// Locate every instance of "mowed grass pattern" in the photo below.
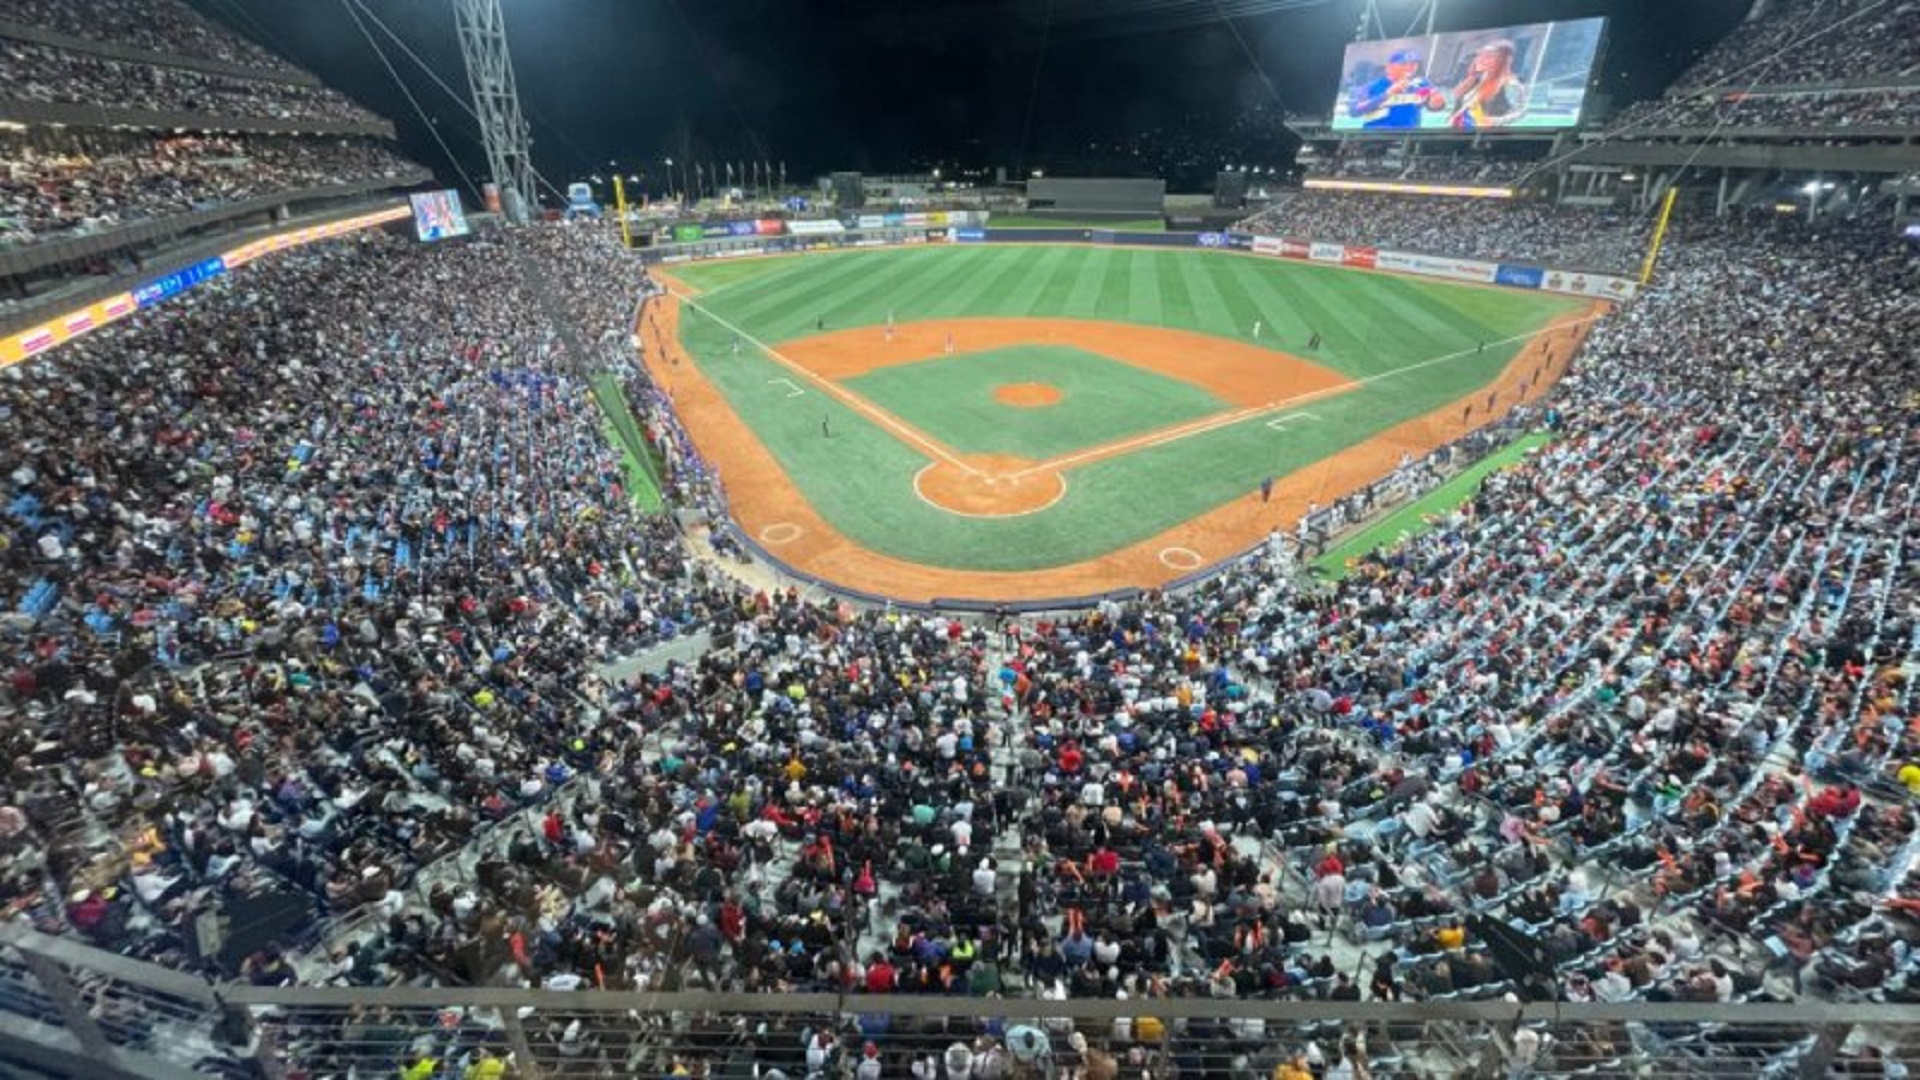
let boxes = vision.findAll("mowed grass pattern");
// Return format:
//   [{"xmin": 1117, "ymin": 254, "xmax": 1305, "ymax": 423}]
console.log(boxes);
[
  {"xmin": 843, "ymin": 346, "xmax": 1228, "ymax": 460},
  {"xmin": 669, "ymin": 247, "xmax": 1586, "ymax": 571}
]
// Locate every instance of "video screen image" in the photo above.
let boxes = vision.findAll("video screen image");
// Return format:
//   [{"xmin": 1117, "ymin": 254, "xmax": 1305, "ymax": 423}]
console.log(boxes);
[{"xmin": 1332, "ymin": 17, "xmax": 1607, "ymax": 132}]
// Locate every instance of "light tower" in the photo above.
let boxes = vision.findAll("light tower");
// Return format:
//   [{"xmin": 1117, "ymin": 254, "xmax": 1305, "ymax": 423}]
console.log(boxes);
[{"xmin": 453, "ymin": 0, "xmax": 535, "ymax": 222}]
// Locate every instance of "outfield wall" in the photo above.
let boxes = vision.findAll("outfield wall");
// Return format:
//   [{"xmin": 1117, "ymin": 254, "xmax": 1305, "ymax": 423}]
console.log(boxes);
[{"xmin": 638, "ymin": 222, "xmax": 1641, "ymax": 301}]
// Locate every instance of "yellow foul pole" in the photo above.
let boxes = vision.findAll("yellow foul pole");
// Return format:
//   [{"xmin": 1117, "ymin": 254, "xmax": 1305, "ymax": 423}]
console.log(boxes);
[
  {"xmin": 613, "ymin": 175, "xmax": 634, "ymax": 250},
  {"xmin": 1639, "ymin": 186, "xmax": 1679, "ymax": 286}
]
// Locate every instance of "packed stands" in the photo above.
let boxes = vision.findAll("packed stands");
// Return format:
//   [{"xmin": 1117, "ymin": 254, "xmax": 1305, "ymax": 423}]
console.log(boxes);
[
  {"xmin": 1237, "ymin": 194, "xmax": 1650, "ymax": 272},
  {"xmin": 1, "ymin": 131, "xmax": 422, "ymax": 249},
  {"xmin": 1671, "ymin": 0, "xmax": 1920, "ymax": 91},
  {"xmin": 0, "ymin": 0, "xmax": 305, "ymax": 77},
  {"xmin": 0, "ymin": 39, "xmax": 382, "ymax": 126}
]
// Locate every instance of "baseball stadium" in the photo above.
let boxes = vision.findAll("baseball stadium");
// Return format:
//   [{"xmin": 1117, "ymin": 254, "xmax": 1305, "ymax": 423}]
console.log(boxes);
[{"xmin": 0, "ymin": 0, "xmax": 1918, "ymax": 1078}]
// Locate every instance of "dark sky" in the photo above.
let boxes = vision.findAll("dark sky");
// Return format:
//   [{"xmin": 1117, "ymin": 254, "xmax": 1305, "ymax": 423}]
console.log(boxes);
[{"xmin": 194, "ymin": 0, "xmax": 1750, "ymax": 198}]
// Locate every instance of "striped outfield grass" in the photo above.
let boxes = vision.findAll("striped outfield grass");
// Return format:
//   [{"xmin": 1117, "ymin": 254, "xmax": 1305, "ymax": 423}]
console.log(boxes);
[
  {"xmin": 668, "ymin": 246, "xmax": 1585, "ymax": 572},
  {"xmin": 1314, "ymin": 432, "xmax": 1554, "ymax": 580}
]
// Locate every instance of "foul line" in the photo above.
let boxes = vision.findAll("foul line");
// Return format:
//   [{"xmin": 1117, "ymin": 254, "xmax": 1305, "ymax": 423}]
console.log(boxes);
[
  {"xmin": 1006, "ymin": 312, "xmax": 1606, "ymax": 481},
  {"xmin": 670, "ymin": 289, "xmax": 984, "ymax": 478}
]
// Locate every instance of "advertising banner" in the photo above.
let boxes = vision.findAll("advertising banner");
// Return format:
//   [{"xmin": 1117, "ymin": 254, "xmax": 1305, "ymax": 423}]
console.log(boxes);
[
  {"xmin": 1251, "ymin": 236, "xmax": 1286, "ymax": 256},
  {"xmin": 857, "ymin": 214, "xmax": 886, "ymax": 230},
  {"xmin": 1195, "ymin": 232, "xmax": 1231, "ymax": 249},
  {"xmin": 1309, "ymin": 241, "xmax": 1346, "ymax": 264},
  {"xmin": 673, "ymin": 224, "xmax": 706, "ymax": 243},
  {"xmin": 1541, "ymin": 269, "xmax": 1638, "ymax": 300},
  {"xmin": 786, "ymin": 219, "xmax": 845, "ymax": 236},
  {"xmin": 926, "ymin": 212, "xmax": 950, "ymax": 227},
  {"xmin": 0, "ymin": 291, "xmax": 138, "ymax": 369},
  {"xmin": 1281, "ymin": 239, "xmax": 1311, "ymax": 259},
  {"xmin": 1376, "ymin": 251, "xmax": 1500, "ymax": 283},
  {"xmin": 1341, "ymin": 246, "xmax": 1379, "ymax": 269},
  {"xmin": 222, "ymin": 205, "xmax": 409, "ymax": 268},
  {"xmin": 902, "ymin": 213, "xmax": 928, "ymax": 227},
  {"xmin": 1495, "ymin": 264, "xmax": 1546, "ymax": 289},
  {"xmin": 953, "ymin": 228, "xmax": 987, "ymax": 242},
  {"xmin": 132, "ymin": 256, "xmax": 226, "ymax": 309},
  {"xmin": 1225, "ymin": 233, "xmax": 1254, "ymax": 250},
  {"xmin": 754, "ymin": 219, "xmax": 786, "ymax": 236}
]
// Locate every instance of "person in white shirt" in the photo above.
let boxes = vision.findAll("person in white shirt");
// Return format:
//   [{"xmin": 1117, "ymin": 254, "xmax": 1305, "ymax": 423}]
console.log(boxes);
[{"xmin": 971, "ymin": 858, "xmax": 997, "ymax": 896}]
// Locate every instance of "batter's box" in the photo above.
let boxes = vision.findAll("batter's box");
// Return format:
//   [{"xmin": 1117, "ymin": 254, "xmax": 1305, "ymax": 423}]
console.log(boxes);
[
  {"xmin": 1265, "ymin": 410, "xmax": 1322, "ymax": 431},
  {"xmin": 767, "ymin": 377, "xmax": 806, "ymax": 398}
]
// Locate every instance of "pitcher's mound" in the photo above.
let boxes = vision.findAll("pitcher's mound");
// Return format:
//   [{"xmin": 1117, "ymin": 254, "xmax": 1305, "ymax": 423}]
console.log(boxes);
[
  {"xmin": 993, "ymin": 382, "xmax": 1064, "ymax": 408},
  {"xmin": 915, "ymin": 456, "xmax": 1065, "ymax": 517}
]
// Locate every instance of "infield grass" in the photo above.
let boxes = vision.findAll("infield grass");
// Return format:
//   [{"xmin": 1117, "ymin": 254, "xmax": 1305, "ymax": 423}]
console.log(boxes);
[
  {"xmin": 668, "ymin": 246, "xmax": 1585, "ymax": 572},
  {"xmin": 843, "ymin": 346, "xmax": 1228, "ymax": 460}
]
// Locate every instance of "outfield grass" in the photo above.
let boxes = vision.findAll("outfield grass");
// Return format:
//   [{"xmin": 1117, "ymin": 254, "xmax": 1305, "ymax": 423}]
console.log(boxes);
[
  {"xmin": 985, "ymin": 214, "xmax": 1167, "ymax": 232},
  {"xmin": 1314, "ymin": 433, "xmax": 1552, "ymax": 580},
  {"xmin": 669, "ymin": 247, "xmax": 1584, "ymax": 571},
  {"xmin": 844, "ymin": 346, "xmax": 1227, "ymax": 460}
]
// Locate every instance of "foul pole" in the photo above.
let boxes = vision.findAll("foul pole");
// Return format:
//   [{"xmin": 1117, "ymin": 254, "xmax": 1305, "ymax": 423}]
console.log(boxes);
[{"xmin": 1640, "ymin": 186, "xmax": 1679, "ymax": 286}]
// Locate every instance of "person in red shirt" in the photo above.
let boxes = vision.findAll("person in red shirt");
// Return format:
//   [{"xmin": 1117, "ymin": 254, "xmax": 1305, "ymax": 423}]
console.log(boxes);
[
  {"xmin": 1059, "ymin": 743, "xmax": 1084, "ymax": 775},
  {"xmin": 1089, "ymin": 846, "xmax": 1120, "ymax": 878},
  {"xmin": 864, "ymin": 953, "xmax": 896, "ymax": 992}
]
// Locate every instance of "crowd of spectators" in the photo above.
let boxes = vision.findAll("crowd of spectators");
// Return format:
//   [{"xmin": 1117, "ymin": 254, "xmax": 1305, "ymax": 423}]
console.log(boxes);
[
  {"xmin": 1, "ymin": 39, "xmax": 381, "ymax": 126},
  {"xmin": 0, "ymin": 208, "xmax": 1915, "ymax": 1077},
  {"xmin": 184, "ymin": 215, "xmax": 1915, "ymax": 1079},
  {"xmin": 1, "ymin": 0, "xmax": 304, "ymax": 77},
  {"xmin": 1237, "ymin": 193, "xmax": 1650, "ymax": 273},
  {"xmin": 1671, "ymin": 0, "xmax": 1920, "ymax": 91},
  {"xmin": 1609, "ymin": 85, "xmax": 1920, "ymax": 133},
  {"xmin": 0, "ymin": 222, "xmax": 720, "ymax": 984},
  {"xmin": 1, "ymin": 131, "xmax": 423, "ymax": 248}
]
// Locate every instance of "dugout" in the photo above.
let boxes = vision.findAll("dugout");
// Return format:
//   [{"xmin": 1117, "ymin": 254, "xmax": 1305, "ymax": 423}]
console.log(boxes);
[{"xmin": 1024, "ymin": 177, "xmax": 1166, "ymax": 221}]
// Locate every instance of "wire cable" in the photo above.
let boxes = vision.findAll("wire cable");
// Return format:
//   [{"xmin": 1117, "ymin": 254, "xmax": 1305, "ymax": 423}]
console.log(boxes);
[
  {"xmin": 1213, "ymin": 0, "xmax": 1291, "ymax": 117},
  {"xmin": 339, "ymin": 0, "xmax": 483, "ymax": 202},
  {"xmin": 345, "ymin": 0, "xmax": 571, "ymax": 204},
  {"xmin": 1017, "ymin": 0, "xmax": 1056, "ymax": 178}
]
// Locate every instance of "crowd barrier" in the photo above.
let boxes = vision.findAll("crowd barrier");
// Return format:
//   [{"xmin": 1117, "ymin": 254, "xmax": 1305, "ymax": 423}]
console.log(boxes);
[{"xmin": 2, "ymin": 922, "xmax": 1911, "ymax": 1080}]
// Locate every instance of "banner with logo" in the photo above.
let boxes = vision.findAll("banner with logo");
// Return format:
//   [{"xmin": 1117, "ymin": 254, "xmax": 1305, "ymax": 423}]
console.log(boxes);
[
  {"xmin": 1541, "ymin": 269, "xmax": 1639, "ymax": 300},
  {"xmin": 1495, "ymin": 264, "xmax": 1546, "ymax": 289},
  {"xmin": 1341, "ymin": 245, "xmax": 1378, "ymax": 269},
  {"xmin": 0, "ymin": 292, "xmax": 138, "ymax": 368},
  {"xmin": 1309, "ymin": 241, "xmax": 1346, "ymax": 264},
  {"xmin": 953, "ymin": 228, "xmax": 987, "ymax": 242},
  {"xmin": 856, "ymin": 214, "xmax": 886, "ymax": 230},
  {"xmin": 1195, "ymin": 232, "xmax": 1230, "ymax": 249},
  {"xmin": 1375, "ymin": 251, "xmax": 1499, "ymax": 284},
  {"xmin": 786, "ymin": 219, "xmax": 845, "ymax": 236},
  {"xmin": 754, "ymin": 219, "xmax": 786, "ymax": 236}
]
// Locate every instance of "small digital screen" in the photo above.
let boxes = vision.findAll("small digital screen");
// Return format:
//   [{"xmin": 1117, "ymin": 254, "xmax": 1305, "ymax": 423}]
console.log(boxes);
[
  {"xmin": 409, "ymin": 190, "xmax": 471, "ymax": 242},
  {"xmin": 1332, "ymin": 17, "xmax": 1607, "ymax": 132}
]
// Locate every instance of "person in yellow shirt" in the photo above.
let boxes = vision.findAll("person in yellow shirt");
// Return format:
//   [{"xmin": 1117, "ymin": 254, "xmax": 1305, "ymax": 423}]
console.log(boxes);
[
  {"xmin": 1898, "ymin": 762, "xmax": 1920, "ymax": 796},
  {"xmin": 464, "ymin": 1049, "xmax": 506, "ymax": 1080},
  {"xmin": 1436, "ymin": 923, "xmax": 1466, "ymax": 950},
  {"xmin": 400, "ymin": 1053, "xmax": 437, "ymax": 1080}
]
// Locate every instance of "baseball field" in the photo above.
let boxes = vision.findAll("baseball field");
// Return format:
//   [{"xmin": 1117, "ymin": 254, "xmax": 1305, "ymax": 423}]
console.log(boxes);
[{"xmin": 640, "ymin": 244, "xmax": 1601, "ymax": 602}]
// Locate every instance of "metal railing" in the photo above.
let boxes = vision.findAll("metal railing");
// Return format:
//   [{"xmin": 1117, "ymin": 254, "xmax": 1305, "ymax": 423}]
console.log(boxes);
[
  {"xmin": 0, "ymin": 98, "xmax": 397, "ymax": 139},
  {"xmin": 5, "ymin": 923, "xmax": 1919, "ymax": 1079}
]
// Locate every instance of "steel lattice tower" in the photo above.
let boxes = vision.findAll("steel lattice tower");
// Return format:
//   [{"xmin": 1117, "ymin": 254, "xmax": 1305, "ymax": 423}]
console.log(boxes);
[{"xmin": 453, "ymin": 0, "xmax": 535, "ymax": 221}]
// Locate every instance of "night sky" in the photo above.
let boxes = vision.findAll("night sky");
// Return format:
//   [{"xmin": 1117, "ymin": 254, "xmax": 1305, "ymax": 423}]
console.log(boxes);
[{"xmin": 193, "ymin": 0, "xmax": 1752, "ymax": 198}]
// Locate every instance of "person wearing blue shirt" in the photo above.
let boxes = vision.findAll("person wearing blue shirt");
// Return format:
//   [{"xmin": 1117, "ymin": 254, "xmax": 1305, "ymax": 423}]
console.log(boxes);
[{"xmin": 1348, "ymin": 49, "xmax": 1444, "ymax": 129}]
